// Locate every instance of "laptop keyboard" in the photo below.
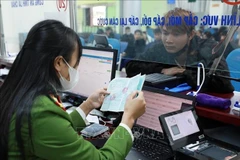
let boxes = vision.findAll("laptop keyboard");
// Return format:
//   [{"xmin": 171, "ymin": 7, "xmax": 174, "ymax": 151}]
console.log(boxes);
[
  {"xmin": 133, "ymin": 138, "xmax": 173, "ymax": 160},
  {"xmin": 145, "ymin": 73, "xmax": 177, "ymax": 84}
]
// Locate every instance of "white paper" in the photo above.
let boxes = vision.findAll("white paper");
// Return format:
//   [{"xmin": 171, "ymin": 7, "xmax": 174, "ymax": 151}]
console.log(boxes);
[
  {"xmin": 86, "ymin": 115, "xmax": 99, "ymax": 124},
  {"xmin": 101, "ymin": 74, "xmax": 145, "ymax": 112}
]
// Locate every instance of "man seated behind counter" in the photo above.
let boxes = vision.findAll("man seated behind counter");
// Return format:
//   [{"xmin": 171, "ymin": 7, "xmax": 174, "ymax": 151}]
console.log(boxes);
[{"xmin": 126, "ymin": 8, "xmax": 234, "ymax": 93}]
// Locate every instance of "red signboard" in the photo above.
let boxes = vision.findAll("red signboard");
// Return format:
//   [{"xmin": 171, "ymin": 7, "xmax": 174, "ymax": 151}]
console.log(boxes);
[{"xmin": 222, "ymin": 0, "xmax": 240, "ymax": 5}]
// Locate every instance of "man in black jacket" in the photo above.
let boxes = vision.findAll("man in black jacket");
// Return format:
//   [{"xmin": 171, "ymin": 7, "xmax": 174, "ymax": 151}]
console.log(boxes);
[{"xmin": 126, "ymin": 8, "xmax": 234, "ymax": 93}]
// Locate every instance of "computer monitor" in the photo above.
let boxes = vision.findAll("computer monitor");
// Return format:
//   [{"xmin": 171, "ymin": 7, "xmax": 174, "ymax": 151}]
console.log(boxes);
[{"xmin": 69, "ymin": 46, "xmax": 117, "ymax": 98}]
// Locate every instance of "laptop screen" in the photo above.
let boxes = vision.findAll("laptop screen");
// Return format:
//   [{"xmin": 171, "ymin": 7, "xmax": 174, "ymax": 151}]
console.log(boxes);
[
  {"xmin": 69, "ymin": 47, "xmax": 117, "ymax": 98},
  {"xmin": 160, "ymin": 109, "xmax": 238, "ymax": 159},
  {"xmin": 136, "ymin": 87, "xmax": 194, "ymax": 133},
  {"xmin": 164, "ymin": 110, "xmax": 200, "ymax": 141},
  {"xmin": 159, "ymin": 109, "xmax": 205, "ymax": 150}
]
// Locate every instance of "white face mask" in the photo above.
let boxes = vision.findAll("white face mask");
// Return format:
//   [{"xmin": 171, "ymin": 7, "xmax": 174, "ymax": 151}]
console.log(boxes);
[{"xmin": 59, "ymin": 59, "xmax": 79, "ymax": 91}]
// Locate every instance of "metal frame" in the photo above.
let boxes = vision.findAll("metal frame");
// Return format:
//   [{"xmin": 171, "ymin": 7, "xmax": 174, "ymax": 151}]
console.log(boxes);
[{"xmin": 0, "ymin": 0, "xmax": 6, "ymax": 56}]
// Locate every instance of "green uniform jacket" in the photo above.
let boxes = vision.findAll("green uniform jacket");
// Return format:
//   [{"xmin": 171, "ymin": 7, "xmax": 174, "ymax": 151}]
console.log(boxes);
[{"xmin": 8, "ymin": 96, "xmax": 133, "ymax": 160}]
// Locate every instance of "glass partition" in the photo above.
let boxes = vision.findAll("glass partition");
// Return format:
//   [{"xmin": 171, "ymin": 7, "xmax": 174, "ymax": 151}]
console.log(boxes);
[
  {"xmin": 1, "ymin": 0, "xmax": 239, "ymax": 92},
  {"xmin": 75, "ymin": 0, "xmax": 240, "ymax": 92}
]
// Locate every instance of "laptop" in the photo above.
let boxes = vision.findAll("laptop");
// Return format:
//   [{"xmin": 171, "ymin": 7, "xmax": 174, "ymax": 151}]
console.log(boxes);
[
  {"xmin": 125, "ymin": 86, "xmax": 195, "ymax": 160},
  {"xmin": 145, "ymin": 73, "xmax": 184, "ymax": 85},
  {"xmin": 65, "ymin": 46, "xmax": 117, "ymax": 104},
  {"xmin": 159, "ymin": 109, "xmax": 239, "ymax": 160},
  {"xmin": 141, "ymin": 61, "xmax": 198, "ymax": 89}
]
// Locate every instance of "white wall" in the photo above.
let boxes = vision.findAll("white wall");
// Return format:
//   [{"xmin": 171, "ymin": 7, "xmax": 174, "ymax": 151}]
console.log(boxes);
[
  {"xmin": 122, "ymin": 0, "xmax": 141, "ymax": 33},
  {"xmin": 209, "ymin": 1, "xmax": 233, "ymax": 28},
  {"xmin": 1, "ymin": 0, "xmax": 70, "ymax": 53}
]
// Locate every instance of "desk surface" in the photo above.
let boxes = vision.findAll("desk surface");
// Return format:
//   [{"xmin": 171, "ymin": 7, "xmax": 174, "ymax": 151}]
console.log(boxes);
[
  {"xmin": 196, "ymin": 91, "xmax": 240, "ymax": 126},
  {"xmin": 116, "ymin": 71, "xmax": 240, "ymax": 126}
]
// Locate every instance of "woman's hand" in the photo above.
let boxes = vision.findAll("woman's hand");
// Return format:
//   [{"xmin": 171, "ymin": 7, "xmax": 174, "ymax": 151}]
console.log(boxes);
[
  {"xmin": 80, "ymin": 88, "xmax": 109, "ymax": 116},
  {"xmin": 121, "ymin": 91, "xmax": 146, "ymax": 129},
  {"xmin": 87, "ymin": 88, "xmax": 109, "ymax": 109},
  {"xmin": 225, "ymin": 155, "xmax": 239, "ymax": 160}
]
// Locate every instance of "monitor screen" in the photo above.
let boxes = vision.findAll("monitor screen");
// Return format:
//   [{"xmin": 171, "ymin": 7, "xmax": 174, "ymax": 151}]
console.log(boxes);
[
  {"xmin": 159, "ymin": 109, "xmax": 204, "ymax": 151},
  {"xmin": 136, "ymin": 88, "xmax": 194, "ymax": 133},
  {"xmin": 69, "ymin": 47, "xmax": 117, "ymax": 98},
  {"xmin": 164, "ymin": 110, "xmax": 200, "ymax": 141}
]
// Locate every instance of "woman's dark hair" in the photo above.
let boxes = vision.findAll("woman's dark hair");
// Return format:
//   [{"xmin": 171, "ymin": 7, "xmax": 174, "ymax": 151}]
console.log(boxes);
[{"xmin": 0, "ymin": 20, "xmax": 82, "ymax": 159}]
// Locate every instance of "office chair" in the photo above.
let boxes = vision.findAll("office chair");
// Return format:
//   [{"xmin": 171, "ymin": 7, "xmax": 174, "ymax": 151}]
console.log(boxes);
[
  {"xmin": 107, "ymin": 38, "xmax": 121, "ymax": 61},
  {"xmin": 226, "ymin": 48, "xmax": 240, "ymax": 91},
  {"xmin": 87, "ymin": 33, "xmax": 94, "ymax": 44},
  {"xmin": 146, "ymin": 27, "xmax": 154, "ymax": 39},
  {"xmin": 205, "ymin": 28, "xmax": 216, "ymax": 35},
  {"xmin": 80, "ymin": 37, "xmax": 85, "ymax": 46},
  {"xmin": 120, "ymin": 42, "xmax": 128, "ymax": 53},
  {"xmin": 114, "ymin": 33, "xmax": 121, "ymax": 40}
]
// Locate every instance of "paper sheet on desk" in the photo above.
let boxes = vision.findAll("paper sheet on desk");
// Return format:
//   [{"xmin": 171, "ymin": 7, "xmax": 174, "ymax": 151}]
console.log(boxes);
[
  {"xmin": 100, "ymin": 74, "xmax": 145, "ymax": 112},
  {"xmin": 86, "ymin": 115, "xmax": 99, "ymax": 124}
]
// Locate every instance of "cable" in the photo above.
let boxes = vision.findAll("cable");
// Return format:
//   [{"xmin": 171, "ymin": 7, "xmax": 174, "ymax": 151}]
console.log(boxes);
[
  {"xmin": 98, "ymin": 117, "xmax": 107, "ymax": 126},
  {"xmin": 194, "ymin": 62, "xmax": 205, "ymax": 96},
  {"xmin": 187, "ymin": 62, "xmax": 205, "ymax": 97}
]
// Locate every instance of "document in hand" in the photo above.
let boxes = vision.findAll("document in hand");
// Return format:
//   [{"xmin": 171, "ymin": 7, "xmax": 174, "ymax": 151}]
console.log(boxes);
[{"xmin": 100, "ymin": 74, "xmax": 145, "ymax": 112}]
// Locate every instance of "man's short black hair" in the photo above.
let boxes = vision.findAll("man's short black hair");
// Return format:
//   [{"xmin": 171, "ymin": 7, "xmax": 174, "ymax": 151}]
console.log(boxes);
[
  {"xmin": 125, "ymin": 26, "xmax": 130, "ymax": 30},
  {"xmin": 154, "ymin": 27, "xmax": 162, "ymax": 34},
  {"xmin": 221, "ymin": 30, "xmax": 228, "ymax": 36},
  {"xmin": 204, "ymin": 31, "xmax": 212, "ymax": 39},
  {"xmin": 134, "ymin": 29, "xmax": 142, "ymax": 35},
  {"xmin": 105, "ymin": 26, "xmax": 113, "ymax": 31}
]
